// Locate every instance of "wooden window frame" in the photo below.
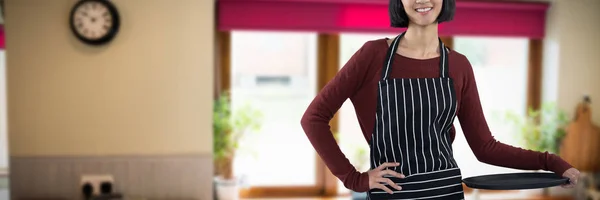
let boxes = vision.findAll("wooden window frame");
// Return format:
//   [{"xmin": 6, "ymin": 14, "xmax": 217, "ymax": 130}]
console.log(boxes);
[
  {"xmin": 527, "ymin": 39, "xmax": 543, "ymax": 112},
  {"xmin": 215, "ymin": 31, "xmax": 542, "ymax": 198},
  {"xmin": 215, "ymin": 31, "xmax": 340, "ymax": 198},
  {"xmin": 316, "ymin": 34, "xmax": 342, "ymax": 197}
]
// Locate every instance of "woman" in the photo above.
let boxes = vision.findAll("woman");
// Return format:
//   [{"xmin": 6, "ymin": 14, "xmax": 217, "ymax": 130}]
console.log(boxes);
[{"xmin": 300, "ymin": 0, "xmax": 580, "ymax": 199}]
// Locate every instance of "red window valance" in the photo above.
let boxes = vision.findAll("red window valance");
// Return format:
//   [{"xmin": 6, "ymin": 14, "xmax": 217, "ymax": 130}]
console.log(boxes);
[
  {"xmin": 0, "ymin": 25, "xmax": 4, "ymax": 49},
  {"xmin": 217, "ymin": 0, "xmax": 549, "ymax": 39}
]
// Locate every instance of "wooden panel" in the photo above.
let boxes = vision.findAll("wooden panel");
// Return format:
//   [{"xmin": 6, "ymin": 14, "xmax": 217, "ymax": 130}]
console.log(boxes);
[
  {"xmin": 240, "ymin": 186, "xmax": 322, "ymax": 198},
  {"xmin": 440, "ymin": 36, "xmax": 454, "ymax": 50},
  {"xmin": 559, "ymin": 100, "xmax": 600, "ymax": 171},
  {"xmin": 527, "ymin": 39, "xmax": 543, "ymax": 112},
  {"xmin": 215, "ymin": 31, "xmax": 231, "ymax": 98},
  {"xmin": 316, "ymin": 34, "xmax": 341, "ymax": 197}
]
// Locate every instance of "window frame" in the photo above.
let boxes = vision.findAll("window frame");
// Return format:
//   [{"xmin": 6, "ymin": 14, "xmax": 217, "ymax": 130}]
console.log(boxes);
[{"xmin": 215, "ymin": 31, "xmax": 542, "ymax": 197}]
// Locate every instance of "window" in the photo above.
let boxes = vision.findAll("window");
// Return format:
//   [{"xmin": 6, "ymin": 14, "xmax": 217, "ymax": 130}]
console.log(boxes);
[
  {"xmin": 230, "ymin": 31, "xmax": 320, "ymax": 187},
  {"xmin": 222, "ymin": 31, "xmax": 536, "ymax": 196},
  {"xmin": 453, "ymin": 36, "xmax": 530, "ymax": 178}
]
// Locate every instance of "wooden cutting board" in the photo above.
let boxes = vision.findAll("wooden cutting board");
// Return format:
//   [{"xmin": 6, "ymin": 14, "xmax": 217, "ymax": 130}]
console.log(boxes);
[{"xmin": 560, "ymin": 100, "xmax": 600, "ymax": 172}]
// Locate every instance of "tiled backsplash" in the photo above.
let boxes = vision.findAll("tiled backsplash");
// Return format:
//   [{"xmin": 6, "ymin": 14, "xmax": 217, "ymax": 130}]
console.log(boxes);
[{"xmin": 10, "ymin": 154, "xmax": 213, "ymax": 200}]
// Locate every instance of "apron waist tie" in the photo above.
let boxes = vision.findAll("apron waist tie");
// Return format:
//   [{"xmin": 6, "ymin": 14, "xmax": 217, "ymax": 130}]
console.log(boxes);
[{"xmin": 369, "ymin": 167, "xmax": 464, "ymax": 200}]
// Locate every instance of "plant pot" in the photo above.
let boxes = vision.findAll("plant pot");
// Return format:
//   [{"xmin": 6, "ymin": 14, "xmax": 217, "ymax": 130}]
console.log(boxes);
[
  {"xmin": 351, "ymin": 191, "xmax": 368, "ymax": 200},
  {"xmin": 214, "ymin": 176, "xmax": 240, "ymax": 200}
]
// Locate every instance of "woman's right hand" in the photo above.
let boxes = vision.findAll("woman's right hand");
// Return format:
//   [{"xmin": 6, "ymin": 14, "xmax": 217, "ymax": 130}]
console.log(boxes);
[{"xmin": 368, "ymin": 162, "xmax": 405, "ymax": 194}]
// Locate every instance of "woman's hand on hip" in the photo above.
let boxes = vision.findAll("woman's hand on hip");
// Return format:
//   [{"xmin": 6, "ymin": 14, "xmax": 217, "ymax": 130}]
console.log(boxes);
[
  {"xmin": 561, "ymin": 167, "xmax": 580, "ymax": 188},
  {"xmin": 368, "ymin": 162, "xmax": 405, "ymax": 194}
]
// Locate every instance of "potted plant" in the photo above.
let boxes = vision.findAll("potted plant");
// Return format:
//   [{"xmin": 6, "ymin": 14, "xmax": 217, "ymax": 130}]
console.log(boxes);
[
  {"xmin": 504, "ymin": 102, "xmax": 569, "ymax": 154},
  {"xmin": 504, "ymin": 102, "xmax": 570, "ymax": 195},
  {"xmin": 213, "ymin": 92, "xmax": 262, "ymax": 200}
]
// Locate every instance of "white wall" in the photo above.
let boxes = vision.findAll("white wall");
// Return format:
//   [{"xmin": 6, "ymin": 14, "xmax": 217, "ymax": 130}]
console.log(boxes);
[
  {"xmin": 543, "ymin": 0, "xmax": 600, "ymax": 124},
  {"xmin": 0, "ymin": 50, "xmax": 6, "ymax": 169}
]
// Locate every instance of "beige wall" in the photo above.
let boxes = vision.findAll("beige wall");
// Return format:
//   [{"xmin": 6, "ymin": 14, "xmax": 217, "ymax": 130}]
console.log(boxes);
[
  {"xmin": 542, "ymin": 0, "xmax": 600, "ymax": 124},
  {"xmin": 3, "ymin": 0, "xmax": 596, "ymax": 156},
  {"xmin": 6, "ymin": 0, "xmax": 214, "ymax": 156}
]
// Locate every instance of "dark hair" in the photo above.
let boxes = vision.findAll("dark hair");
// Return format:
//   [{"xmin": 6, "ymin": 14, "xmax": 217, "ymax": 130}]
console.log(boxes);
[{"xmin": 389, "ymin": 0, "xmax": 455, "ymax": 28}]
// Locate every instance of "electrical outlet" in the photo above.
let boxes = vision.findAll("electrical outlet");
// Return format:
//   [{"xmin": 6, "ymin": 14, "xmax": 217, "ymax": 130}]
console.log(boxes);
[{"xmin": 80, "ymin": 174, "xmax": 114, "ymax": 196}]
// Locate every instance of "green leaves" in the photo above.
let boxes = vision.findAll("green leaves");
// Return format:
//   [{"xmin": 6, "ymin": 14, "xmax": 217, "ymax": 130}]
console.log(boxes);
[
  {"xmin": 213, "ymin": 92, "xmax": 263, "ymax": 161},
  {"xmin": 504, "ymin": 102, "xmax": 569, "ymax": 154}
]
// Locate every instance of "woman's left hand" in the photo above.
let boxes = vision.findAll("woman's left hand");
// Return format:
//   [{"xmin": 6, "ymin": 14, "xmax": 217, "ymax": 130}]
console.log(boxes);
[{"xmin": 561, "ymin": 167, "xmax": 580, "ymax": 188}]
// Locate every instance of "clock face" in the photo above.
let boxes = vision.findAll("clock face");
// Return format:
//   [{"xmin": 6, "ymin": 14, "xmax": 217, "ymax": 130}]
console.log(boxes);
[{"xmin": 70, "ymin": 0, "xmax": 120, "ymax": 45}]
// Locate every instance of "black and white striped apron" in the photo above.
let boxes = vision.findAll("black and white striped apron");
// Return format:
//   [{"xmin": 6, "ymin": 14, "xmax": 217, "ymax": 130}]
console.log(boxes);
[{"xmin": 367, "ymin": 32, "xmax": 464, "ymax": 200}]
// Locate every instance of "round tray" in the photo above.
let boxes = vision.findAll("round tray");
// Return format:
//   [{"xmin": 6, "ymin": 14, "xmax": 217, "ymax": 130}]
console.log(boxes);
[{"xmin": 462, "ymin": 172, "xmax": 569, "ymax": 190}]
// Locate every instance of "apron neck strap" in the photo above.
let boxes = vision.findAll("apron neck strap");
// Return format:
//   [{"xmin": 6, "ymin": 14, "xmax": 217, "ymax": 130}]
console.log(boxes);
[
  {"xmin": 381, "ymin": 32, "xmax": 450, "ymax": 81},
  {"xmin": 438, "ymin": 38, "xmax": 449, "ymax": 78}
]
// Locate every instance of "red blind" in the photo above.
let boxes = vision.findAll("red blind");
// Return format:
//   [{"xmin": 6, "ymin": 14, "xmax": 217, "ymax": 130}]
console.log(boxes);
[
  {"xmin": 218, "ymin": 0, "xmax": 549, "ymax": 38},
  {"xmin": 0, "ymin": 25, "xmax": 4, "ymax": 49}
]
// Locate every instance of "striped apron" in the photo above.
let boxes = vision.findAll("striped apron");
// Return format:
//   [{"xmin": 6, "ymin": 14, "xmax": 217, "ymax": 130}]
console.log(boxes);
[{"xmin": 367, "ymin": 32, "xmax": 464, "ymax": 200}]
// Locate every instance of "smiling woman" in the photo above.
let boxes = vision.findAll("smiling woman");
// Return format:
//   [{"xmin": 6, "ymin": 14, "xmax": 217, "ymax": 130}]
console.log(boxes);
[
  {"xmin": 300, "ymin": 0, "xmax": 578, "ymax": 199},
  {"xmin": 215, "ymin": 0, "xmax": 574, "ymax": 198}
]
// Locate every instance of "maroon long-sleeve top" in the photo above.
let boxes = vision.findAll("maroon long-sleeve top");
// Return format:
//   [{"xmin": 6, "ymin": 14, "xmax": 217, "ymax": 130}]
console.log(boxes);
[{"xmin": 300, "ymin": 38, "xmax": 572, "ymax": 192}]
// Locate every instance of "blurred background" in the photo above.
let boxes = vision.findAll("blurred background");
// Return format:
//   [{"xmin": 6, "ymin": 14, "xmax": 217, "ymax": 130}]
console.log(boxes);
[{"xmin": 1, "ymin": 0, "xmax": 599, "ymax": 199}]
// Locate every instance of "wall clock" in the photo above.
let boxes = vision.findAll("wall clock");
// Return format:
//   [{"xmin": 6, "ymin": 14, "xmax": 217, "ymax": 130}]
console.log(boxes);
[{"xmin": 69, "ymin": 0, "xmax": 120, "ymax": 45}]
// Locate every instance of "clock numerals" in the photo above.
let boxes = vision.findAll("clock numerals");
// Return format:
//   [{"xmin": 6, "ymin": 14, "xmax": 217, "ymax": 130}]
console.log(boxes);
[
  {"xmin": 103, "ymin": 14, "xmax": 112, "ymax": 22},
  {"xmin": 82, "ymin": 29, "xmax": 90, "ymax": 39}
]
